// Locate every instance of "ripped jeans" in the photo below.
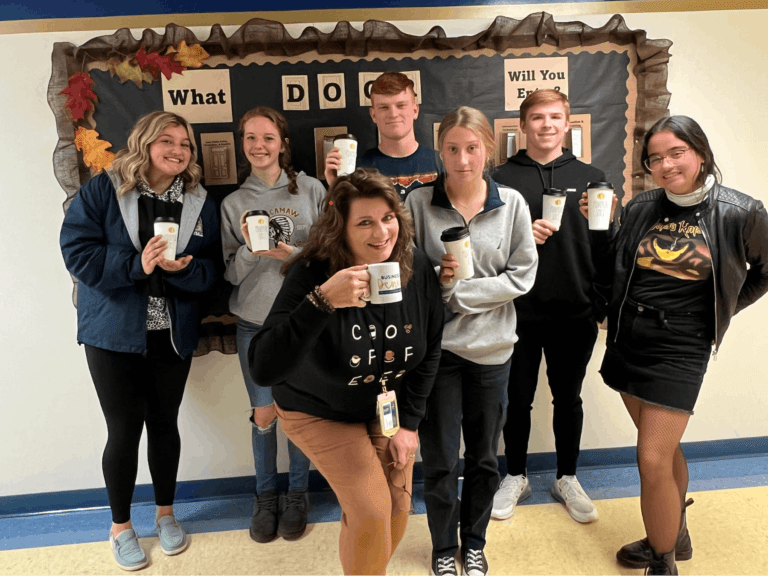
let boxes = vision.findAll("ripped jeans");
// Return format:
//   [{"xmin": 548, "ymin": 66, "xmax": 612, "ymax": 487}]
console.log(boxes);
[{"xmin": 237, "ymin": 318, "xmax": 311, "ymax": 494}]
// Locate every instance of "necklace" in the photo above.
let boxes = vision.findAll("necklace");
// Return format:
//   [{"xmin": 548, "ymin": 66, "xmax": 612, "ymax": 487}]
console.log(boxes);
[{"xmin": 447, "ymin": 180, "xmax": 485, "ymax": 210}]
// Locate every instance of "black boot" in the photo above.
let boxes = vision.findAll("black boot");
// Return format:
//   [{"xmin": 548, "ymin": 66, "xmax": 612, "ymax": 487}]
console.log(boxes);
[
  {"xmin": 249, "ymin": 489, "xmax": 278, "ymax": 543},
  {"xmin": 277, "ymin": 488, "xmax": 309, "ymax": 540},
  {"xmin": 617, "ymin": 498, "xmax": 693, "ymax": 568},
  {"xmin": 645, "ymin": 548, "xmax": 677, "ymax": 575}
]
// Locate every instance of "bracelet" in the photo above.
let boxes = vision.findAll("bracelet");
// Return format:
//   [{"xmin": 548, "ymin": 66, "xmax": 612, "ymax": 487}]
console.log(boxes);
[
  {"xmin": 306, "ymin": 286, "xmax": 335, "ymax": 314},
  {"xmin": 313, "ymin": 286, "xmax": 335, "ymax": 313}
]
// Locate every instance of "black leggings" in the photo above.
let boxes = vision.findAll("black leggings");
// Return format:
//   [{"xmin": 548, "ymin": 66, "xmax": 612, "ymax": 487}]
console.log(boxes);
[{"xmin": 85, "ymin": 330, "xmax": 192, "ymax": 524}]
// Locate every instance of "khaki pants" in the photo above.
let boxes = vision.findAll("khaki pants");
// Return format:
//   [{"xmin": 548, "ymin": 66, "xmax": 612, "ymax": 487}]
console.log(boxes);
[{"xmin": 276, "ymin": 404, "xmax": 414, "ymax": 575}]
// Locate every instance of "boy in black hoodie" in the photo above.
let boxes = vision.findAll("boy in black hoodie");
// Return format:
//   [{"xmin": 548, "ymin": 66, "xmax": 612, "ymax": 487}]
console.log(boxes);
[{"xmin": 491, "ymin": 89, "xmax": 606, "ymax": 524}]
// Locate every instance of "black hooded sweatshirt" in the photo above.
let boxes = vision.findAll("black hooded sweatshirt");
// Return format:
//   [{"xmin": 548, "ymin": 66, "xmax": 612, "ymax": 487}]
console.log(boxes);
[{"xmin": 492, "ymin": 149, "xmax": 607, "ymax": 321}]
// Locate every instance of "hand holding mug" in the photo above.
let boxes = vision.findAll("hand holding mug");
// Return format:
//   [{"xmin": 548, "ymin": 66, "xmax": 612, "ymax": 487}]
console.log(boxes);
[
  {"xmin": 579, "ymin": 191, "xmax": 618, "ymax": 225},
  {"xmin": 158, "ymin": 254, "xmax": 193, "ymax": 272},
  {"xmin": 239, "ymin": 211, "xmax": 253, "ymax": 251},
  {"xmin": 254, "ymin": 241, "xmax": 294, "ymax": 261},
  {"xmin": 439, "ymin": 253, "xmax": 459, "ymax": 285},
  {"xmin": 532, "ymin": 219, "xmax": 558, "ymax": 245},
  {"xmin": 324, "ymin": 147, "xmax": 342, "ymax": 185},
  {"xmin": 319, "ymin": 264, "xmax": 371, "ymax": 309},
  {"xmin": 141, "ymin": 234, "xmax": 168, "ymax": 275}
]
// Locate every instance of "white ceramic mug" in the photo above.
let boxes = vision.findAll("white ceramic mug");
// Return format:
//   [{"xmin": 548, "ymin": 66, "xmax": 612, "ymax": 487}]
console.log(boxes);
[
  {"xmin": 362, "ymin": 262, "xmax": 402, "ymax": 304},
  {"xmin": 542, "ymin": 188, "xmax": 567, "ymax": 229},
  {"xmin": 440, "ymin": 226, "xmax": 474, "ymax": 280},
  {"xmin": 586, "ymin": 181, "xmax": 615, "ymax": 230},
  {"xmin": 333, "ymin": 134, "xmax": 358, "ymax": 177},
  {"xmin": 245, "ymin": 210, "xmax": 270, "ymax": 252},
  {"xmin": 153, "ymin": 217, "xmax": 178, "ymax": 261}
]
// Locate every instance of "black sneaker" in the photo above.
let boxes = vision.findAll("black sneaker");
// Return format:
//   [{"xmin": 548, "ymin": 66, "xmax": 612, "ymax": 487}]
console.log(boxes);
[
  {"xmin": 249, "ymin": 489, "xmax": 278, "ymax": 543},
  {"xmin": 431, "ymin": 555, "xmax": 458, "ymax": 576},
  {"xmin": 462, "ymin": 548, "xmax": 488, "ymax": 576},
  {"xmin": 277, "ymin": 488, "xmax": 309, "ymax": 540}
]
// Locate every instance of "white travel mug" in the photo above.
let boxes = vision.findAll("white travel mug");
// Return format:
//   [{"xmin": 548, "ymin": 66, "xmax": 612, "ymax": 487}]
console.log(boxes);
[
  {"xmin": 440, "ymin": 226, "xmax": 474, "ymax": 280},
  {"xmin": 586, "ymin": 181, "xmax": 615, "ymax": 230},
  {"xmin": 333, "ymin": 134, "xmax": 358, "ymax": 177},
  {"xmin": 542, "ymin": 188, "xmax": 567, "ymax": 229},
  {"xmin": 361, "ymin": 262, "xmax": 402, "ymax": 305},
  {"xmin": 245, "ymin": 210, "xmax": 270, "ymax": 252},
  {"xmin": 153, "ymin": 217, "xmax": 178, "ymax": 261}
]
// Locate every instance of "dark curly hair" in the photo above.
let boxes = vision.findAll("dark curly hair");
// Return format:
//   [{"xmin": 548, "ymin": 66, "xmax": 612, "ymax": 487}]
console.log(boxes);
[{"xmin": 282, "ymin": 168, "xmax": 415, "ymax": 286}]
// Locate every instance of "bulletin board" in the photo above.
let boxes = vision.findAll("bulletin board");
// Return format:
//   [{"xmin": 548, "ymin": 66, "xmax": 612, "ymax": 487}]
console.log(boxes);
[{"xmin": 49, "ymin": 12, "xmax": 672, "ymax": 356}]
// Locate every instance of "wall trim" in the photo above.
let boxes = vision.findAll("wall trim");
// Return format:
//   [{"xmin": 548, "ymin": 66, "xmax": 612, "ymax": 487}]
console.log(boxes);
[
  {"xmin": 2, "ymin": 435, "xmax": 766, "ymax": 518},
  {"xmin": 2, "ymin": 1, "xmax": 768, "ymax": 35}
]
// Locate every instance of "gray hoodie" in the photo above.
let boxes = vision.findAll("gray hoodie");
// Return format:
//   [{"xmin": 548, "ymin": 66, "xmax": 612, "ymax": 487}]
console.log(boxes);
[
  {"xmin": 221, "ymin": 170, "xmax": 326, "ymax": 324},
  {"xmin": 405, "ymin": 175, "xmax": 538, "ymax": 364}
]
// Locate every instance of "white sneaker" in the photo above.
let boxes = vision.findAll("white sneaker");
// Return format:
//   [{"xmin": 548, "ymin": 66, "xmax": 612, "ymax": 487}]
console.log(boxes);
[
  {"xmin": 550, "ymin": 475, "xmax": 598, "ymax": 523},
  {"xmin": 491, "ymin": 474, "xmax": 531, "ymax": 520}
]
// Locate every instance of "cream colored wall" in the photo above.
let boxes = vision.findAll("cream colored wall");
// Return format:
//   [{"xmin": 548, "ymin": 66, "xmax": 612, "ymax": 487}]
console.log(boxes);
[{"xmin": 1, "ymin": 7, "xmax": 766, "ymax": 498}]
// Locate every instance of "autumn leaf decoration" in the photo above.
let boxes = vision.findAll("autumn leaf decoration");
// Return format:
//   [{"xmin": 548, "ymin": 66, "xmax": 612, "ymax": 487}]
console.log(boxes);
[
  {"xmin": 166, "ymin": 41, "xmax": 210, "ymax": 68},
  {"xmin": 74, "ymin": 127, "xmax": 115, "ymax": 173},
  {"xmin": 107, "ymin": 56, "xmax": 154, "ymax": 88},
  {"xmin": 136, "ymin": 47, "xmax": 185, "ymax": 80},
  {"xmin": 61, "ymin": 73, "xmax": 97, "ymax": 121}
]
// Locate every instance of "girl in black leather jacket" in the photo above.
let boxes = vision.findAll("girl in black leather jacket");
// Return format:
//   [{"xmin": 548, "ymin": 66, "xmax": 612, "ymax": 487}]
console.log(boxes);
[{"xmin": 581, "ymin": 115, "xmax": 768, "ymax": 575}]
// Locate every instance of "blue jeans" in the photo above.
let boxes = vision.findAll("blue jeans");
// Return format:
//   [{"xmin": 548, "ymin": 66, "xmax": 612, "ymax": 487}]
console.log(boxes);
[
  {"xmin": 237, "ymin": 318, "xmax": 310, "ymax": 494},
  {"xmin": 419, "ymin": 350, "xmax": 510, "ymax": 559}
]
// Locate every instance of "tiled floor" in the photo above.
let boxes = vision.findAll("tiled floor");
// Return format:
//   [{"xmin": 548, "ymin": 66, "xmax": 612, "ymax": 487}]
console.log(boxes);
[{"xmin": 1, "ymin": 455, "xmax": 767, "ymax": 574}]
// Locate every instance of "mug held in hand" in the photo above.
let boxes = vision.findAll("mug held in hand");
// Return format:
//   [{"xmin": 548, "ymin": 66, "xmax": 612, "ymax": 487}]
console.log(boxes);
[{"xmin": 361, "ymin": 262, "xmax": 402, "ymax": 304}]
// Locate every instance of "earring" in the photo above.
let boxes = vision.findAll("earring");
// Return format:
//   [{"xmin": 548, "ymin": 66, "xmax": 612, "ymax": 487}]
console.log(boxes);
[{"xmin": 700, "ymin": 164, "xmax": 704, "ymax": 173}]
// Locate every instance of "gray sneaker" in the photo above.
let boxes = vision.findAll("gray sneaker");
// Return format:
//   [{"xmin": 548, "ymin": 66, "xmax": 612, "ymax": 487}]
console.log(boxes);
[
  {"xmin": 109, "ymin": 528, "xmax": 148, "ymax": 571},
  {"xmin": 491, "ymin": 474, "xmax": 531, "ymax": 520},
  {"xmin": 155, "ymin": 515, "xmax": 189, "ymax": 555},
  {"xmin": 550, "ymin": 475, "xmax": 598, "ymax": 523}
]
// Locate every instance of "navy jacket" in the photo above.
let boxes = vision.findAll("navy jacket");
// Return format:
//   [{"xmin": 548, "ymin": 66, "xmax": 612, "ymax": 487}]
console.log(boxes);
[{"xmin": 60, "ymin": 171, "xmax": 220, "ymax": 358}]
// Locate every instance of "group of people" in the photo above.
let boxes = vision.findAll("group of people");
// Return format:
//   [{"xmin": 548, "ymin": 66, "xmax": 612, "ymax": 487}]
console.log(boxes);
[{"xmin": 60, "ymin": 70, "xmax": 768, "ymax": 576}]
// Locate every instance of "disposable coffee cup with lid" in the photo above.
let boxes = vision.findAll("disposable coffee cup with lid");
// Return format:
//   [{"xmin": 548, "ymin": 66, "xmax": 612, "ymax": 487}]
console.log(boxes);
[
  {"xmin": 245, "ymin": 209, "xmax": 270, "ymax": 252},
  {"xmin": 542, "ymin": 187, "xmax": 567, "ymax": 229},
  {"xmin": 153, "ymin": 216, "xmax": 178, "ymax": 261},
  {"xmin": 333, "ymin": 134, "xmax": 358, "ymax": 177},
  {"xmin": 440, "ymin": 226, "xmax": 474, "ymax": 281},
  {"xmin": 586, "ymin": 181, "xmax": 615, "ymax": 230}
]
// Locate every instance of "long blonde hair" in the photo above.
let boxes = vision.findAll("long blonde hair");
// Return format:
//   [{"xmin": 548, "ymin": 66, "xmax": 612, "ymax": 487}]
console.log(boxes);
[
  {"xmin": 112, "ymin": 111, "xmax": 202, "ymax": 196},
  {"xmin": 437, "ymin": 106, "xmax": 498, "ymax": 174}
]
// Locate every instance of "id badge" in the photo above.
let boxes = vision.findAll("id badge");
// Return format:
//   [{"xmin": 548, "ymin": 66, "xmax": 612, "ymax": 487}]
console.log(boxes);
[{"xmin": 376, "ymin": 390, "xmax": 400, "ymax": 438}]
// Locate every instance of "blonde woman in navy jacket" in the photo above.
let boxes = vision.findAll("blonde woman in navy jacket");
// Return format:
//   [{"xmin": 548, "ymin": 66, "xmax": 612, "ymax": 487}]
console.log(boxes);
[{"xmin": 60, "ymin": 111, "xmax": 219, "ymax": 571}]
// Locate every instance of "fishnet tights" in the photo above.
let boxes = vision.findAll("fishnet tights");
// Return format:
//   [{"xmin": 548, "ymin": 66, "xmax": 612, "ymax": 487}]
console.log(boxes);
[{"xmin": 622, "ymin": 394, "xmax": 690, "ymax": 554}]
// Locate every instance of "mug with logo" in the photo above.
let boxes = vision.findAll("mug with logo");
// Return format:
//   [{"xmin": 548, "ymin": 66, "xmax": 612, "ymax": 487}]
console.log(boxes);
[
  {"xmin": 153, "ymin": 217, "xmax": 178, "ymax": 261},
  {"xmin": 245, "ymin": 209, "xmax": 270, "ymax": 252},
  {"xmin": 586, "ymin": 181, "xmax": 615, "ymax": 230},
  {"xmin": 362, "ymin": 262, "xmax": 402, "ymax": 305},
  {"xmin": 440, "ymin": 226, "xmax": 474, "ymax": 280},
  {"xmin": 542, "ymin": 187, "xmax": 567, "ymax": 229}
]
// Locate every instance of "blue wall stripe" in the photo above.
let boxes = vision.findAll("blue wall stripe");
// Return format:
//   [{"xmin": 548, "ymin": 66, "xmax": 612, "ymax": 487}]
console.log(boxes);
[
  {"xmin": 2, "ymin": 435, "xmax": 766, "ymax": 518},
  {"xmin": 1, "ymin": 0, "xmax": 627, "ymax": 22}
]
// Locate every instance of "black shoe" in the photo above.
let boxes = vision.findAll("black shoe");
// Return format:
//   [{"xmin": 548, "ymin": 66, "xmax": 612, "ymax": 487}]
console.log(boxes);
[
  {"xmin": 277, "ymin": 488, "xmax": 309, "ymax": 540},
  {"xmin": 462, "ymin": 549, "xmax": 488, "ymax": 576},
  {"xmin": 617, "ymin": 498, "xmax": 693, "ymax": 568},
  {"xmin": 249, "ymin": 489, "xmax": 278, "ymax": 543},
  {"xmin": 645, "ymin": 549, "xmax": 677, "ymax": 575},
  {"xmin": 431, "ymin": 555, "xmax": 458, "ymax": 576}
]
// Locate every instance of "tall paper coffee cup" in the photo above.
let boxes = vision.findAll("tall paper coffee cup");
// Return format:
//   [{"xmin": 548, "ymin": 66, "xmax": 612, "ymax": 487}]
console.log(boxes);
[
  {"xmin": 542, "ymin": 188, "xmax": 567, "ymax": 229},
  {"xmin": 245, "ymin": 210, "xmax": 270, "ymax": 252},
  {"xmin": 333, "ymin": 134, "xmax": 358, "ymax": 177},
  {"xmin": 587, "ymin": 182, "xmax": 615, "ymax": 230},
  {"xmin": 440, "ymin": 226, "xmax": 474, "ymax": 280},
  {"xmin": 153, "ymin": 217, "xmax": 178, "ymax": 261}
]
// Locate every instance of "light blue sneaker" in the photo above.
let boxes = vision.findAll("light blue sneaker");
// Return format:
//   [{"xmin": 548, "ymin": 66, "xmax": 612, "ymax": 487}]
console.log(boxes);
[
  {"xmin": 155, "ymin": 515, "xmax": 189, "ymax": 555},
  {"xmin": 109, "ymin": 528, "xmax": 148, "ymax": 571}
]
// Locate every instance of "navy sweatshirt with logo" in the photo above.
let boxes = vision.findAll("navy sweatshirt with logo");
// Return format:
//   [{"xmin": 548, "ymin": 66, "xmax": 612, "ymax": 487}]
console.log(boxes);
[
  {"xmin": 249, "ymin": 248, "xmax": 444, "ymax": 431},
  {"xmin": 492, "ymin": 149, "xmax": 607, "ymax": 321}
]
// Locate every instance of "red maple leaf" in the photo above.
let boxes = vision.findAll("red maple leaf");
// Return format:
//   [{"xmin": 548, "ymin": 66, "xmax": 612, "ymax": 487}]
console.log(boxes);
[
  {"xmin": 136, "ymin": 47, "xmax": 185, "ymax": 80},
  {"xmin": 61, "ymin": 72, "xmax": 97, "ymax": 121}
]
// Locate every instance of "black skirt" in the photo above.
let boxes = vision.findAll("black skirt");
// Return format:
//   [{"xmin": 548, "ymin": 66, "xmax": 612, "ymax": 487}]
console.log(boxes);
[{"xmin": 600, "ymin": 300, "xmax": 713, "ymax": 414}]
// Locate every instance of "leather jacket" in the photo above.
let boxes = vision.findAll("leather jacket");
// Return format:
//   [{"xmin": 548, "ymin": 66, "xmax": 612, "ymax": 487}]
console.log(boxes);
[{"xmin": 594, "ymin": 182, "xmax": 768, "ymax": 353}]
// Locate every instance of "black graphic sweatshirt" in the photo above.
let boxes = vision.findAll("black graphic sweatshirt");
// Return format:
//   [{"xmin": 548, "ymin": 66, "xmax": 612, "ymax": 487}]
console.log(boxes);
[
  {"xmin": 492, "ymin": 149, "xmax": 607, "ymax": 321},
  {"xmin": 249, "ymin": 248, "xmax": 444, "ymax": 430}
]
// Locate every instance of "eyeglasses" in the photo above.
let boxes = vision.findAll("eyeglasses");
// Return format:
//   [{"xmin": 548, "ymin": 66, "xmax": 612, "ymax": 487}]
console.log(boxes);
[{"xmin": 643, "ymin": 148, "xmax": 691, "ymax": 172}]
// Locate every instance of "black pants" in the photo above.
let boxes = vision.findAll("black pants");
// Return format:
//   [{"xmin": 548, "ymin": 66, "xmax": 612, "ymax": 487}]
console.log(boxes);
[
  {"xmin": 84, "ymin": 330, "xmax": 192, "ymax": 524},
  {"xmin": 420, "ymin": 350, "xmax": 510, "ymax": 558},
  {"xmin": 502, "ymin": 316, "xmax": 598, "ymax": 478}
]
